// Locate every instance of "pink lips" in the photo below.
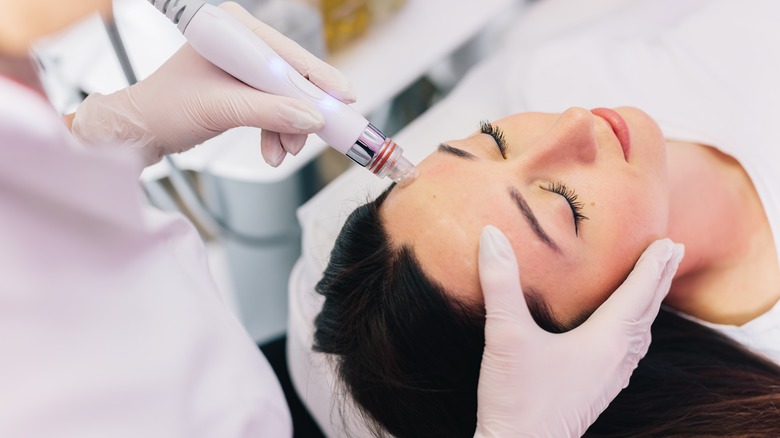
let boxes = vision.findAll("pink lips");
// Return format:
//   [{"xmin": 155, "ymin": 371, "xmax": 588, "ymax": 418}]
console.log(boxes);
[{"xmin": 590, "ymin": 108, "xmax": 631, "ymax": 161}]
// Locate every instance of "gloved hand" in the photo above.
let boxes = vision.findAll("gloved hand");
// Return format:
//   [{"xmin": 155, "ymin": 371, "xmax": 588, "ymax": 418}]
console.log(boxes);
[
  {"xmin": 71, "ymin": 1, "xmax": 355, "ymax": 167},
  {"xmin": 473, "ymin": 225, "xmax": 684, "ymax": 438}
]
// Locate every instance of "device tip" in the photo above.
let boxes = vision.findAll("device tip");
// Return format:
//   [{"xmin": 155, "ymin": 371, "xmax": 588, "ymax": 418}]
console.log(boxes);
[
  {"xmin": 396, "ymin": 167, "xmax": 420, "ymax": 187},
  {"xmin": 388, "ymin": 155, "xmax": 419, "ymax": 187}
]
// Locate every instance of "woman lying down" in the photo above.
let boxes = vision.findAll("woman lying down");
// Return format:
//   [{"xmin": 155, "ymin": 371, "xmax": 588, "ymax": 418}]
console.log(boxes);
[
  {"xmin": 311, "ymin": 1, "xmax": 780, "ymax": 436},
  {"xmin": 313, "ymin": 107, "xmax": 780, "ymax": 437}
]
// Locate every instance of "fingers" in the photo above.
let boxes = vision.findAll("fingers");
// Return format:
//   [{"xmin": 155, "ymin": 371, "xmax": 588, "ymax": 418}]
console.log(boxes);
[
  {"xmin": 273, "ymin": 99, "xmax": 323, "ymax": 132},
  {"xmin": 478, "ymin": 225, "xmax": 537, "ymax": 331},
  {"xmin": 219, "ymin": 2, "xmax": 356, "ymax": 103},
  {"xmin": 279, "ymin": 133, "xmax": 307, "ymax": 156},
  {"xmin": 261, "ymin": 130, "xmax": 283, "ymax": 166},
  {"xmin": 260, "ymin": 130, "xmax": 309, "ymax": 167},
  {"xmin": 226, "ymin": 88, "xmax": 323, "ymax": 133},
  {"xmin": 590, "ymin": 239, "xmax": 684, "ymax": 326}
]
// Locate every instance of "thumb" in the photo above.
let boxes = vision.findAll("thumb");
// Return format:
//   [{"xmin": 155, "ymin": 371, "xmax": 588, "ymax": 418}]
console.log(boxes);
[
  {"xmin": 478, "ymin": 225, "xmax": 538, "ymax": 331},
  {"xmin": 589, "ymin": 239, "xmax": 684, "ymax": 326}
]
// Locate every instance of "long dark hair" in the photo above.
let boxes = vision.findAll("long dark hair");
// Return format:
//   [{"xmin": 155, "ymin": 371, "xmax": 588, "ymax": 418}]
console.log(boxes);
[{"xmin": 313, "ymin": 188, "xmax": 780, "ymax": 437}]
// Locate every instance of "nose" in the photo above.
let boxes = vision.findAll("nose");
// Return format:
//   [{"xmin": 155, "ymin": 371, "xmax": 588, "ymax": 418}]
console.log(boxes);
[{"xmin": 523, "ymin": 107, "xmax": 598, "ymax": 169}]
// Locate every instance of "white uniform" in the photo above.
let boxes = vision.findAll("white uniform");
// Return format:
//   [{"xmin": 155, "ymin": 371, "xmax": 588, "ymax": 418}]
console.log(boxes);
[
  {"xmin": 288, "ymin": 0, "xmax": 780, "ymax": 434},
  {"xmin": 0, "ymin": 76, "xmax": 292, "ymax": 437}
]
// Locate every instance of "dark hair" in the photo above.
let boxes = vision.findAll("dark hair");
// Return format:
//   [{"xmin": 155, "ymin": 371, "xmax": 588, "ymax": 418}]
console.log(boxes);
[{"xmin": 314, "ymin": 187, "xmax": 780, "ymax": 437}]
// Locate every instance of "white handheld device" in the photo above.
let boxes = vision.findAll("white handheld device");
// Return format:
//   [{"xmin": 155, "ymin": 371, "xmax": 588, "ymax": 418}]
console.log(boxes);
[{"xmin": 148, "ymin": 0, "xmax": 419, "ymax": 185}]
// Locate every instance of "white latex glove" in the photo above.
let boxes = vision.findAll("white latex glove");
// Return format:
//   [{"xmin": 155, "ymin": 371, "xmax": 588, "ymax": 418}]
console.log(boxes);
[
  {"xmin": 474, "ymin": 225, "xmax": 684, "ymax": 438},
  {"xmin": 71, "ymin": 1, "xmax": 355, "ymax": 167}
]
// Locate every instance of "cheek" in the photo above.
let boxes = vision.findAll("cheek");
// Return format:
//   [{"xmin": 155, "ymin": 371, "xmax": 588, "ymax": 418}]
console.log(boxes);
[
  {"xmin": 589, "ymin": 182, "xmax": 669, "ymax": 288},
  {"xmin": 608, "ymin": 189, "xmax": 667, "ymax": 242}
]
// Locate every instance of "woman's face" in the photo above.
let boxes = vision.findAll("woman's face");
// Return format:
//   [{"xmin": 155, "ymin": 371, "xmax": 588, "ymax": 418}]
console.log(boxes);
[{"xmin": 382, "ymin": 107, "xmax": 670, "ymax": 325}]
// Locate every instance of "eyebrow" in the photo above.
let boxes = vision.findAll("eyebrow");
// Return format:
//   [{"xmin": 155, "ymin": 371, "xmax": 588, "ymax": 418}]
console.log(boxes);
[
  {"xmin": 509, "ymin": 187, "xmax": 561, "ymax": 253},
  {"xmin": 437, "ymin": 143, "xmax": 476, "ymax": 159}
]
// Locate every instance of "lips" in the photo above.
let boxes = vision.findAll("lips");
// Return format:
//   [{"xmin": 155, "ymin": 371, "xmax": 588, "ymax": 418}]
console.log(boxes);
[{"xmin": 590, "ymin": 108, "xmax": 631, "ymax": 161}]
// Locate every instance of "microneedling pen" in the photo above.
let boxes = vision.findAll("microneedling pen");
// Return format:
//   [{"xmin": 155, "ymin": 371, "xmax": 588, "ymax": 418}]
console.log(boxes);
[{"xmin": 148, "ymin": 0, "xmax": 419, "ymax": 186}]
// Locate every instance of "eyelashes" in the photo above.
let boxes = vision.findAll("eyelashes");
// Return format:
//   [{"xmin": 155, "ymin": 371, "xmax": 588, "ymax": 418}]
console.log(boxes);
[
  {"xmin": 480, "ymin": 120, "xmax": 508, "ymax": 158},
  {"xmin": 543, "ymin": 181, "xmax": 589, "ymax": 236}
]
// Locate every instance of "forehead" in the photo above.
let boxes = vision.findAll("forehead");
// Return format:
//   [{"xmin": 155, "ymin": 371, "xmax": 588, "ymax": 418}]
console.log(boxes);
[
  {"xmin": 381, "ymin": 171, "xmax": 601, "ymax": 328},
  {"xmin": 381, "ymin": 113, "xmax": 556, "ymax": 294},
  {"xmin": 380, "ymin": 144, "xmax": 549, "ymax": 302}
]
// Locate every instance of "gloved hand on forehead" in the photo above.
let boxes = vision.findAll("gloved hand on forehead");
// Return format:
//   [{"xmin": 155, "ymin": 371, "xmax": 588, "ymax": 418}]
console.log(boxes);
[
  {"xmin": 72, "ymin": 1, "xmax": 355, "ymax": 167},
  {"xmin": 473, "ymin": 226, "xmax": 684, "ymax": 438}
]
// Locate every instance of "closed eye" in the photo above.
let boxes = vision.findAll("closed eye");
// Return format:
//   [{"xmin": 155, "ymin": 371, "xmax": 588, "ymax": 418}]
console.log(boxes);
[
  {"xmin": 480, "ymin": 120, "xmax": 508, "ymax": 158},
  {"xmin": 542, "ymin": 181, "xmax": 589, "ymax": 236}
]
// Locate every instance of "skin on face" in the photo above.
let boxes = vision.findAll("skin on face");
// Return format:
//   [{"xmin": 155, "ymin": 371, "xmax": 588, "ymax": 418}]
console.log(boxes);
[
  {"xmin": 382, "ymin": 107, "xmax": 670, "ymax": 325},
  {"xmin": 0, "ymin": 0, "xmax": 112, "ymax": 55}
]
